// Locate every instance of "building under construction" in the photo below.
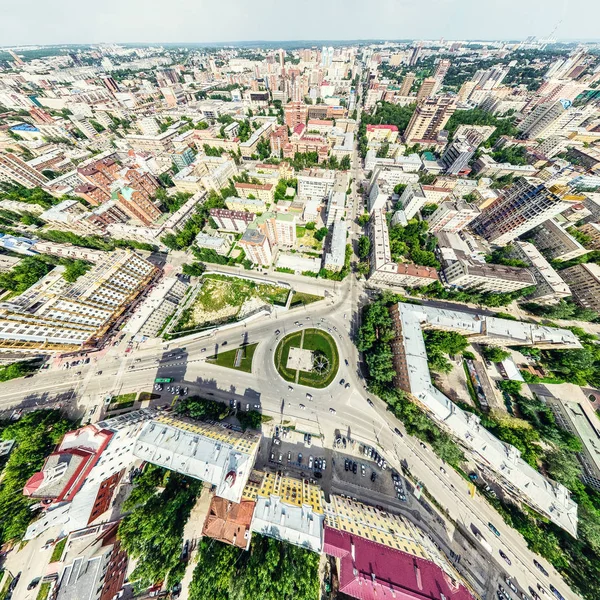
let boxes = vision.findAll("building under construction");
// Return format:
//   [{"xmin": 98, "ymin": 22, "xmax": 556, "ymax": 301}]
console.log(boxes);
[{"xmin": 0, "ymin": 250, "xmax": 157, "ymax": 356}]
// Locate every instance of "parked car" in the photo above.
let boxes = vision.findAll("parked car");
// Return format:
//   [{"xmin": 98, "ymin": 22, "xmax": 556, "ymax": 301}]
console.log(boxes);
[
  {"xmin": 488, "ymin": 522, "xmax": 500, "ymax": 537},
  {"xmin": 499, "ymin": 550, "xmax": 511, "ymax": 565},
  {"xmin": 534, "ymin": 560, "xmax": 549, "ymax": 577}
]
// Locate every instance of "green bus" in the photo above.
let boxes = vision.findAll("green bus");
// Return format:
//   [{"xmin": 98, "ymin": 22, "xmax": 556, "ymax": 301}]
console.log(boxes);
[{"xmin": 155, "ymin": 377, "xmax": 173, "ymax": 383}]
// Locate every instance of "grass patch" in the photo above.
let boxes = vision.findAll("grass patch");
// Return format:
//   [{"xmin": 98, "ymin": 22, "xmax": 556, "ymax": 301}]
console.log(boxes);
[
  {"xmin": 290, "ymin": 291, "xmax": 323, "ymax": 308},
  {"xmin": 106, "ymin": 392, "xmax": 137, "ymax": 412},
  {"xmin": 274, "ymin": 328, "xmax": 339, "ymax": 388},
  {"xmin": 36, "ymin": 582, "xmax": 51, "ymax": 600},
  {"xmin": 0, "ymin": 574, "xmax": 13, "ymax": 600},
  {"xmin": 207, "ymin": 343, "xmax": 258, "ymax": 373},
  {"xmin": 50, "ymin": 538, "xmax": 67, "ymax": 562}
]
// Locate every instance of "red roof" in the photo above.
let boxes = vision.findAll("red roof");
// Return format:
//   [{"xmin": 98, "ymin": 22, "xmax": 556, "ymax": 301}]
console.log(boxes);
[
  {"xmin": 293, "ymin": 123, "xmax": 306, "ymax": 135},
  {"xmin": 323, "ymin": 526, "xmax": 473, "ymax": 600},
  {"xmin": 366, "ymin": 124, "xmax": 399, "ymax": 132}
]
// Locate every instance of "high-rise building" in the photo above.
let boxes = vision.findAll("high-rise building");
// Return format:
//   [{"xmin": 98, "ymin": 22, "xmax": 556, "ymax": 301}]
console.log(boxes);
[
  {"xmin": 239, "ymin": 227, "xmax": 273, "ymax": 266},
  {"xmin": 471, "ymin": 178, "xmax": 574, "ymax": 245},
  {"xmin": 519, "ymin": 100, "xmax": 595, "ymax": 140},
  {"xmin": 0, "ymin": 251, "xmax": 156, "ymax": 356},
  {"xmin": 284, "ymin": 101, "xmax": 308, "ymax": 129},
  {"xmin": 561, "ymin": 263, "xmax": 600, "ymax": 313},
  {"xmin": 100, "ymin": 75, "xmax": 120, "ymax": 94},
  {"xmin": 399, "ymin": 72, "xmax": 415, "ymax": 96},
  {"xmin": 403, "ymin": 97, "xmax": 456, "ymax": 144},
  {"xmin": 416, "ymin": 77, "xmax": 438, "ymax": 100},
  {"xmin": 254, "ymin": 212, "xmax": 296, "ymax": 248},
  {"xmin": 457, "ymin": 80, "xmax": 477, "ymax": 102},
  {"xmin": 426, "ymin": 200, "xmax": 480, "ymax": 233},
  {"xmin": 433, "ymin": 59, "xmax": 451, "ymax": 85},
  {"xmin": 112, "ymin": 186, "xmax": 161, "ymax": 226},
  {"xmin": 440, "ymin": 138, "xmax": 476, "ymax": 175},
  {"xmin": 0, "ymin": 153, "xmax": 49, "ymax": 189},
  {"xmin": 408, "ymin": 45, "xmax": 422, "ymax": 66}
]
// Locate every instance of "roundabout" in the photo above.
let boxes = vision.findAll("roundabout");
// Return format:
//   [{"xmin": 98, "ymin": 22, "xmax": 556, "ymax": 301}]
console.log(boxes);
[{"xmin": 274, "ymin": 327, "xmax": 340, "ymax": 388}]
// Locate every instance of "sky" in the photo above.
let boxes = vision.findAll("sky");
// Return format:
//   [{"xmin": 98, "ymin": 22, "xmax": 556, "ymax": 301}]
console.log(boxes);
[{"xmin": 0, "ymin": 0, "xmax": 597, "ymax": 46}]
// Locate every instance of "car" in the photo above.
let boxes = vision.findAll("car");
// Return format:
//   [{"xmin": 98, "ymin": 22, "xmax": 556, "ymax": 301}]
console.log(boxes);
[
  {"xmin": 275, "ymin": 330, "xmax": 281, "ymax": 336},
  {"xmin": 371, "ymin": 471, "xmax": 376, "ymax": 482},
  {"xmin": 394, "ymin": 427, "xmax": 403, "ymax": 437},
  {"xmin": 299, "ymin": 404, "xmax": 305, "ymax": 410},
  {"xmin": 329, "ymin": 407, "xmax": 336, "ymax": 414},
  {"xmin": 41, "ymin": 538, "xmax": 55, "ymax": 551},
  {"xmin": 367, "ymin": 398, "xmax": 374, "ymax": 407},
  {"xmin": 245, "ymin": 403, "xmax": 250, "ymax": 411},
  {"xmin": 96, "ymin": 370, "xmax": 103, "ymax": 375},
  {"xmin": 345, "ymin": 359, "xmax": 349, "ymax": 366},
  {"xmin": 499, "ymin": 550, "xmax": 511, "ymax": 565},
  {"xmin": 439, "ymin": 467, "xmax": 447, "ymax": 476},
  {"xmin": 322, "ymin": 458, "xmax": 327, "ymax": 470},
  {"xmin": 529, "ymin": 587, "xmax": 541, "ymax": 600},
  {"xmin": 8, "ymin": 572, "xmax": 21, "ymax": 593},
  {"xmin": 419, "ymin": 442, "xmax": 427, "ymax": 449},
  {"xmin": 287, "ymin": 452, "xmax": 292, "ymax": 461},
  {"xmin": 352, "ymin": 462, "xmax": 357, "ymax": 474},
  {"xmin": 345, "ymin": 459, "xmax": 349, "ymax": 471},
  {"xmin": 314, "ymin": 471, "xmax": 322, "ymax": 479},
  {"xmin": 468, "ymin": 472, "xmax": 478, "ymax": 481},
  {"xmin": 306, "ymin": 393, "xmax": 313, "ymax": 400},
  {"xmin": 505, "ymin": 578, "xmax": 518, "ymax": 594},
  {"xmin": 537, "ymin": 585, "xmax": 548, "ymax": 596},
  {"xmin": 288, "ymin": 385, "xmax": 293, "ymax": 391},
  {"xmin": 533, "ymin": 559, "xmax": 549, "ymax": 577},
  {"xmin": 27, "ymin": 577, "xmax": 41, "ymax": 590},
  {"xmin": 488, "ymin": 522, "xmax": 500, "ymax": 537},
  {"xmin": 549, "ymin": 586, "xmax": 565, "ymax": 600},
  {"xmin": 345, "ymin": 382, "xmax": 350, "ymax": 389},
  {"xmin": 298, "ymin": 453, "xmax": 303, "ymax": 463},
  {"xmin": 222, "ymin": 341, "xmax": 228, "ymax": 345},
  {"xmin": 278, "ymin": 454, "xmax": 283, "ymax": 462},
  {"xmin": 270, "ymin": 452, "xmax": 275, "ymax": 461},
  {"xmin": 182, "ymin": 387, "xmax": 188, "ymax": 395},
  {"xmin": 340, "ymin": 379, "xmax": 345, "ymax": 385},
  {"xmin": 201, "ymin": 348, "xmax": 206, "ymax": 353},
  {"xmin": 229, "ymin": 399, "xmax": 235, "ymax": 407},
  {"xmin": 361, "ymin": 464, "xmax": 366, "ymax": 477}
]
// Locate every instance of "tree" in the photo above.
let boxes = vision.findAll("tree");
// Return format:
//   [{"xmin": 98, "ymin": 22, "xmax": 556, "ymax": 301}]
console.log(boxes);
[
  {"xmin": 393, "ymin": 183, "xmax": 407, "ymax": 196},
  {"xmin": 376, "ymin": 142, "xmax": 389, "ymax": 158},
  {"xmin": 305, "ymin": 221, "xmax": 315, "ymax": 230},
  {"xmin": 0, "ymin": 257, "xmax": 52, "ymax": 294},
  {"xmin": 340, "ymin": 155, "xmax": 351, "ymax": 170},
  {"xmin": 482, "ymin": 345, "xmax": 511, "ymax": 363},
  {"xmin": 545, "ymin": 449, "xmax": 583, "ymax": 492},
  {"xmin": 357, "ymin": 213, "xmax": 370, "ymax": 226},
  {"xmin": 314, "ymin": 227, "xmax": 329, "ymax": 242},
  {"xmin": 177, "ymin": 395, "xmax": 231, "ymax": 421},
  {"xmin": 358, "ymin": 235, "xmax": 371, "ymax": 259},
  {"xmin": 182, "ymin": 262, "xmax": 206, "ymax": 277}
]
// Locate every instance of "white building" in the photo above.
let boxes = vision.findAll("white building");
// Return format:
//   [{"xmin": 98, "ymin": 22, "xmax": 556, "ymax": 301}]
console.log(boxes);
[
  {"xmin": 326, "ymin": 191, "xmax": 346, "ymax": 226},
  {"xmin": 323, "ymin": 221, "xmax": 346, "ymax": 272}
]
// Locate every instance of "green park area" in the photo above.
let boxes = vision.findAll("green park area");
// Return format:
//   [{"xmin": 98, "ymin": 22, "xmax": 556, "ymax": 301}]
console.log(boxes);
[
  {"xmin": 207, "ymin": 343, "xmax": 258, "ymax": 373},
  {"xmin": 290, "ymin": 291, "xmax": 323, "ymax": 308},
  {"xmin": 173, "ymin": 275, "xmax": 289, "ymax": 334},
  {"xmin": 274, "ymin": 328, "xmax": 339, "ymax": 388}
]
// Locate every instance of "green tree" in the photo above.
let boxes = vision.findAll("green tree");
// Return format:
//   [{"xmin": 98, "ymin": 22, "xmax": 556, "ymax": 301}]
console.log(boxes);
[
  {"xmin": 357, "ymin": 213, "xmax": 370, "ymax": 226},
  {"xmin": 182, "ymin": 262, "xmax": 206, "ymax": 277},
  {"xmin": 313, "ymin": 227, "xmax": 329, "ymax": 242},
  {"xmin": 482, "ymin": 345, "xmax": 511, "ymax": 363},
  {"xmin": 62, "ymin": 259, "xmax": 91, "ymax": 283},
  {"xmin": 358, "ymin": 235, "xmax": 371, "ymax": 259}
]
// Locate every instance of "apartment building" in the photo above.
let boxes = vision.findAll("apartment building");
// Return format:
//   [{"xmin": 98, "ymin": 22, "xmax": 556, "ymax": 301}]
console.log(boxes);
[
  {"xmin": 225, "ymin": 196, "xmax": 267, "ymax": 213},
  {"xmin": 471, "ymin": 178, "xmax": 574, "ymax": 245},
  {"xmin": 472, "ymin": 155, "xmax": 538, "ymax": 178},
  {"xmin": 284, "ymin": 102, "xmax": 308, "ymax": 129},
  {"xmin": 74, "ymin": 183, "xmax": 111, "ymax": 206},
  {"xmin": 297, "ymin": 169, "xmax": 337, "ymax": 199},
  {"xmin": 510, "ymin": 241, "xmax": 571, "ymax": 304},
  {"xmin": 254, "ymin": 212, "xmax": 296, "ymax": 248},
  {"xmin": 426, "ymin": 200, "xmax": 480, "ymax": 233},
  {"xmin": 0, "ymin": 251, "xmax": 156, "ymax": 356},
  {"xmin": 323, "ymin": 221, "xmax": 347, "ymax": 272},
  {"xmin": 561, "ymin": 263, "xmax": 600, "ymax": 313},
  {"xmin": 326, "ymin": 191, "xmax": 346, "ymax": 226},
  {"xmin": 210, "ymin": 208, "xmax": 255, "ymax": 232},
  {"xmin": 195, "ymin": 232, "xmax": 232, "ymax": 255},
  {"xmin": 40, "ymin": 200, "xmax": 98, "ymax": 234},
  {"xmin": 239, "ymin": 227, "xmax": 273, "ymax": 266},
  {"xmin": 24, "ymin": 410, "xmax": 156, "ymax": 539},
  {"xmin": 251, "ymin": 472, "xmax": 325, "ymax": 553},
  {"xmin": 403, "ymin": 96, "xmax": 456, "ymax": 144},
  {"xmin": 519, "ymin": 101, "xmax": 595, "ymax": 141},
  {"xmin": 443, "ymin": 259, "xmax": 536, "ymax": 293},
  {"xmin": 577, "ymin": 222, "xmax": 600, "ymax": 249},
  {"xmin": 0, "ymin": 153, "xmax": 49, "ymax": 188},
  {"xmin": 239, "ymin": 122, "xmax": 274, "ymax": 159},
  {"xmin": 111, "ymin": 186, "xmax": 161, "ymax": 226},
  {"xmin": 55, "ymin": 522, "xmax": 128, "ymax": 600},
  {"xmin": 196, "ymin": 156, "xmax": 238, "ymax": 192},
  {"xmin": 365, "ymin": 124, "xmax": 399, "ymax": 143},
  {"xmin": 234, "ymin": 182, "xmax": 275, "ymax": 203},
  {"xmin": 440, "ymin": 138, "xmax": 476, "ymax": 175},
  {"xmin": 528, "ymin": 219, "xmax": 588, "ymax": 261},
  {"xmin": 398, "ymin": 183, "xmax": 427, "ymax": 219},
  {"xmin": 416, "ymin": 77, "xmax": 438, "ymax": 100},
  {"xmin": 368, "ymin": 209, "xmax": 439, "ymax": 288}
]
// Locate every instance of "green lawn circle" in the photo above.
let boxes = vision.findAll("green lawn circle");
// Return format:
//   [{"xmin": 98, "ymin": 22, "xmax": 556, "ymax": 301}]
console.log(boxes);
[{"xmin": 274, "ymin": 328, "xmax": 340, "ymax": 389}]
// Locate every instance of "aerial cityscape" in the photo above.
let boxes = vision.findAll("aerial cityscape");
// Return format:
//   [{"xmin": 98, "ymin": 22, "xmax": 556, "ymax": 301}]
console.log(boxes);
[{"xmin": 1, "ymin": 10, "xmax": 600, "ymax": 600}]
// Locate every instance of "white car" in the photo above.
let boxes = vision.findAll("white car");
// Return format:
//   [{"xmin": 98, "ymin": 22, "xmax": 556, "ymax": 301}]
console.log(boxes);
[
  {"xmin": 329, "ymin": 407, "xmax": 336, "ymax": 414},
  {"xmin": 299, "ymin": 404, "xmax": 306, "ymax": 410},
  {"xmin": 306, "ymin": 393, "xmax": 313, "ymax": 400}
]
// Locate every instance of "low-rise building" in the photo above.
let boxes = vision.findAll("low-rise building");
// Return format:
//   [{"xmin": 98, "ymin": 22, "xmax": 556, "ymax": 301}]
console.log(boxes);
[
  {"xmin": 195, "ymin": 232, "xmax": 232, "ymax": 255},
  {"xmin": 443, "ymin": 259, "xmax": 535, "ymax": 293},
  {"xmin": 297, "ymin": 169, "xmax": 337, "ymax": 199},
  {"xmin": 365, "ymin": 124, "xmax": 399, "ymax": 143},
  {"xmin": 577, "ymin": 222, "xmax": 600, "ymax": 249},
  {"xmin": 225, "ymin": 196, "xmax": 267, "ymax": 214},
  {"xmin": 133, "ymin": 414, "xmax": 261, "ymax": 504},
  {"xmin": 472, "ymin": 155, "xmax": 538, "ymax": 178},
  {"xmin": 510, "ymin": 241, "xmax": 570, "ymax": 304},
  {"xmin": 251, "ymin": 472, "xmax": 325, "ymax": 553},
  {"xmin": 210, "ymin": 208, "xmax": 255, "ymax": 233},
  {"xmin": 326, "ymin": 191, "xmax": 346, "ymax": 226},
  {"xmin": 368, "ymin": 209, "xmax": 439, "ymax": 288}
]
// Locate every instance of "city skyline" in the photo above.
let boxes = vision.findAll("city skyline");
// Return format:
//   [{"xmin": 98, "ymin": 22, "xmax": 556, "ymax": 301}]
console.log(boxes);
[{"xmin": 1, "ymin": 0, "xmax": 598, "ymax": 46}]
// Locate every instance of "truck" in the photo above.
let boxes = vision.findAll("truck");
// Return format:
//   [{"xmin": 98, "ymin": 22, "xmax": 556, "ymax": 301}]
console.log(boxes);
[{"xmin": 155, "ymin": 377, "xmax": 174, "ymax": 383}]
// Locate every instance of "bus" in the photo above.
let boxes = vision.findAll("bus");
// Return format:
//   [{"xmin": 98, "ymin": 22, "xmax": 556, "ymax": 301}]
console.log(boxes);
[{"xmin": 155, "ymin": 377, "xmax": 173, "ymax": 383}]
